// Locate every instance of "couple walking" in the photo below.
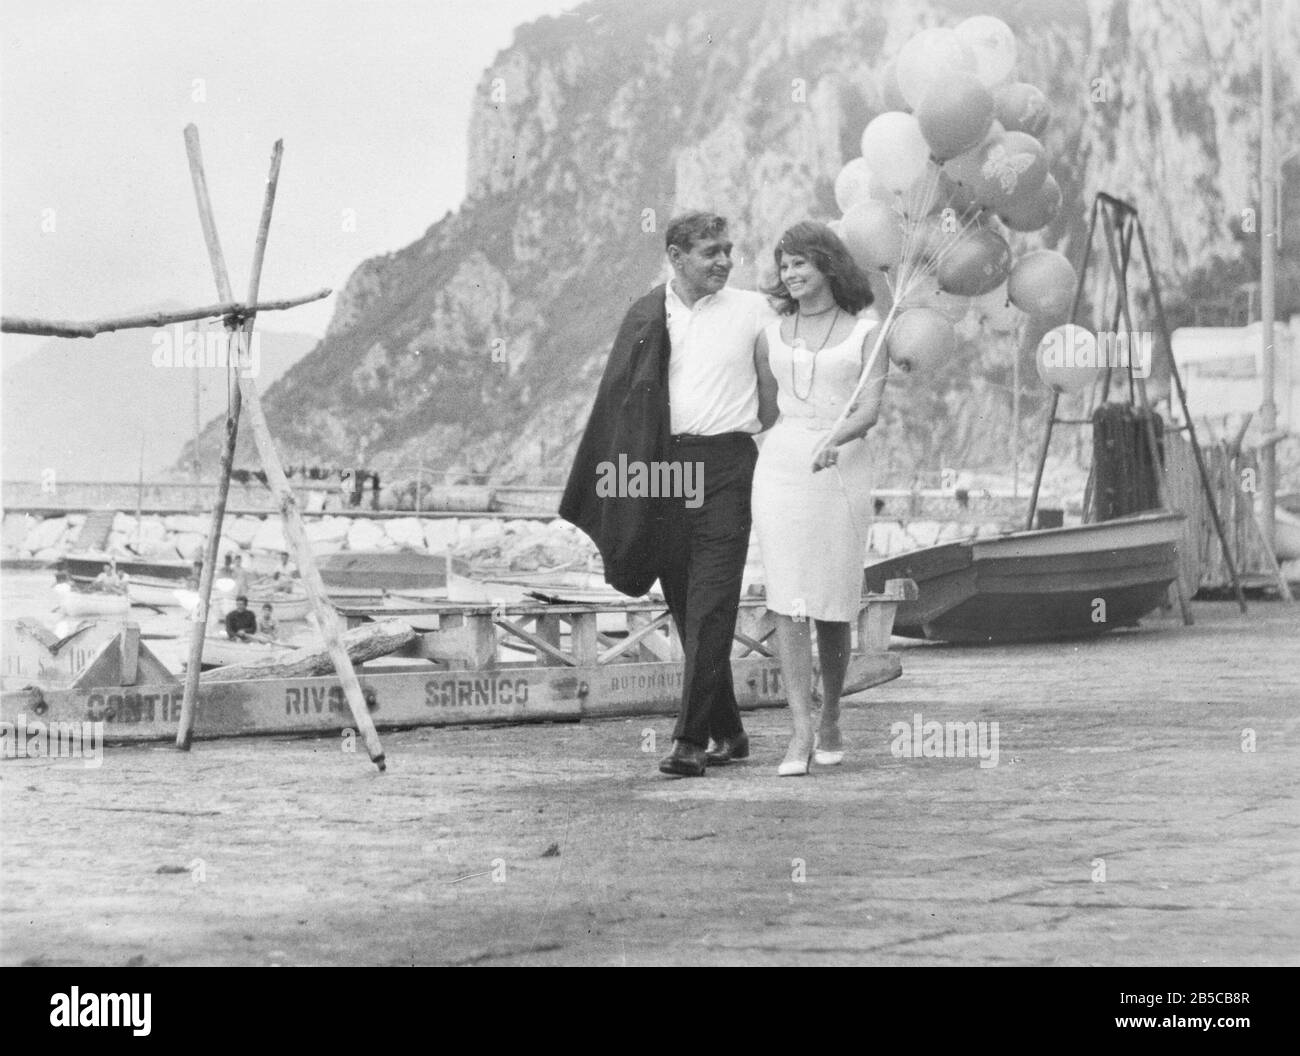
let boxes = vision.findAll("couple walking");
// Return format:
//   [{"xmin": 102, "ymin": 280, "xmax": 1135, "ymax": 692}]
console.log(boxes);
[{"xmin": 560, "ymin": 211, "xmax": 887, "ymax": 777}]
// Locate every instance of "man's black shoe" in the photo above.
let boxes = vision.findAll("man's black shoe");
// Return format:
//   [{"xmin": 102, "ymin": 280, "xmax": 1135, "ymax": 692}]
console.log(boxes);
[
  {"xmin": 705, "ymin": 732, "xmax": 750, "ymax": 765},
  {"xmin": 658, "ymin": 740, "xmax": 707, "ymax": 777}
]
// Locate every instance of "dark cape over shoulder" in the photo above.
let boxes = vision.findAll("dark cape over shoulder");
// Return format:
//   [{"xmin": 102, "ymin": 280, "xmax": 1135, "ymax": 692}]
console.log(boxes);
[{"xmin": 559, "ymin": 284, "xmax": 671, "ymax": 597}]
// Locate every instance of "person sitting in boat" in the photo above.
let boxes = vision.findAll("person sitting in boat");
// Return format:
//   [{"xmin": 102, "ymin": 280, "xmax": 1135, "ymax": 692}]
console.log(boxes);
[
  {"xmin": 224, "ymin": 595, "xmax": 258, "ymax": 641},
  {"xmin": 94, "ymin": 561, "xmax": 128, "ymax": 594},
  {"xmin": 259, "ymin": 603, "xmax": 277, "ymax": 638},
  {"xmin": 272, "ymin": 551, "xmax": 297, "ymax": 582}
]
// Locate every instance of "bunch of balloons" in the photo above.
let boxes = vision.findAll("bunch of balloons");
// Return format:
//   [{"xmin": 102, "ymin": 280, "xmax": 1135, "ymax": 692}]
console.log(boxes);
[{"xmin": 832, "ymin": 15, "xmax": 1091, "ymax": 395}]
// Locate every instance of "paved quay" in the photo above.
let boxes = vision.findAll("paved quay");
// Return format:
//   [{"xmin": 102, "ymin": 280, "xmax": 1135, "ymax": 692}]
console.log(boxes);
[{"xmin": 3, "ymin": 600, "xmax": 1297, "ymax": 966}]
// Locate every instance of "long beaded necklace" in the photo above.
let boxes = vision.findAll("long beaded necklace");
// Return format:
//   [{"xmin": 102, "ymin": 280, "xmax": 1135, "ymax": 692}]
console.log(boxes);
[{"xmin": 789, "ymin": 305, "xmax": 840, "ymax": 401}]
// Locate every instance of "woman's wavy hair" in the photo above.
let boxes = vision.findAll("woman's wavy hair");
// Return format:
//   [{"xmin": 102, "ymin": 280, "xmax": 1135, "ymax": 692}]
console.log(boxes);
[{"xmin": 764, "ymin": 220, "xmax": 875, "ymax": 316}]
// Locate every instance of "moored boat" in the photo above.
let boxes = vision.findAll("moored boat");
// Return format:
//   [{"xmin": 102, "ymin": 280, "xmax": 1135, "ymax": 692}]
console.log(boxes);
[
  {"xmin": 318, "ymin": 549, "xmax": 465, "ymax": 592},
  {"xmin": 862, "ymin": 510, "xmax": 1185, "ymax": 643},
  {"xmin": 53, "ymin": 584, "xmax": 131, "ymax": 618}
]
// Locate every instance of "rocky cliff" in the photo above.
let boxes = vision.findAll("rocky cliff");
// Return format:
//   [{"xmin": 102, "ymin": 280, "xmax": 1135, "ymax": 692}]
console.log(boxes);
[{"xmin": 180, "ymin": 0, "xmax": 1300, "ymax": 489}]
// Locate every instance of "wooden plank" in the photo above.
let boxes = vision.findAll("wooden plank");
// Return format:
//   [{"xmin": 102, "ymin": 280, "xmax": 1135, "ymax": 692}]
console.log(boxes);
[
  {"xmin": 119, "ymin": 624, "xmax": 139, "ymax": 686},
  {"xmin": 0, "ymin": 656, "xmax": 847, "ymax": 741},
  {"xmin": 599, "ymin": 610, "xmax": 673, "ymax": 664},
  {"xmin": 570, "ymin": 612, "xmax": 599, "ymax": 666},
  {"xmin": 494, "ymin": 616, "xmax": 576, "ymax": 667}
]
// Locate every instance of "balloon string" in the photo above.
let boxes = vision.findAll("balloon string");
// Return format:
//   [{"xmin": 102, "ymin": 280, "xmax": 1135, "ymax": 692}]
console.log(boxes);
[{"xmin": 812, "ymin": 300, "xmax": 899, "ymax": 461}]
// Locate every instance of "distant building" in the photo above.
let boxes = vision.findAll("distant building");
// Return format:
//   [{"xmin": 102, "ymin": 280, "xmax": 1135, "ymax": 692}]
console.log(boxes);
[{"xmin": 1170, "ymin": 316, "xmax": 1298, "ymax": 434}]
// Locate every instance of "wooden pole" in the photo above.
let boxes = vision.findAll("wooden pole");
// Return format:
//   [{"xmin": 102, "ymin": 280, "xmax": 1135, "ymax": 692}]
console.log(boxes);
[
  {"xmin": 1260, "ymin": 0, "xmax": 1278, "ymax": 553},
  {"xmin": 178, "ymin": 129, "xmax": 387, "ymax": 770},
  {"xmin": 176, "ymin": 125, "xmax": 244, "ymax": 750},
  {"xmin": 236, "ymin": 357, "xmax": 388, "ymax": 768},
  {"xmin": 1027, "ymin": 196, "xmax": 1100, "ymax": 529},
  {"xmin": 192, "ymin": 346, "xmax": 202, "ymax": 499},
  {"xmin": 134, "ymin": 434, "xmax": 145, "ymax": 551},
  {"xmin": 1132, "ymin": 217, "xmax": 1248, "ymax": 613},
  {"xmin": 1, "ymin": 290, "xmax": 330, "ymax": 338},
  {"xmin": 1098, "ymin": 205, "xmax": 1194, "ymax": 626}
]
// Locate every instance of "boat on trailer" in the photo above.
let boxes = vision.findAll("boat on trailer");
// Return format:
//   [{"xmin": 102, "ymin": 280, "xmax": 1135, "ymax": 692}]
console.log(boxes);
[{"xmin": 862, "ymin": 510, "xmax": 1185, "ymax": 644}]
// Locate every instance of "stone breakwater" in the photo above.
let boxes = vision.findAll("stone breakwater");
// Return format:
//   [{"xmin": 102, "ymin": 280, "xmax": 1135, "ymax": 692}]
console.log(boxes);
[
  {"xmin": 1, "ymin": 511, "xmax": 596, "ymax": 573},
  {"xmin": 1, "ymin": 509, "xmax": 1009, "ymax": 574}
]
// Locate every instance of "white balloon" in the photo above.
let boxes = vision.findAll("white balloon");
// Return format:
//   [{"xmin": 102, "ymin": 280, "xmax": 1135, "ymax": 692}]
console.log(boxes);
[
  {"xmin": 895, "ymin": 27, "xmax": 977, "ymax": 110},
  {"xmin": 1037, "ymin": 324, "xmax": 1102, "ymax": 393},
  {"xmin": 955, "ymin": 15, "xmax": 1018, "ymax": 88},
  {"xmin": 834, "ymin": 157, "xmax": 874, "ymax": 213},
  {"xmin": 860, "ymin": 111, "xmax": 931, "ymax": 193}
]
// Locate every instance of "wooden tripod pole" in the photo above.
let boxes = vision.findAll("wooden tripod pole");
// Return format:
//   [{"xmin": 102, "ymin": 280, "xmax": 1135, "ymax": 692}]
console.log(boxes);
[
  {"xmin": 176, "ymin": 125, "xmax": 244, "ymax": 750},
  {"xmin": 1098, "ymin": 205, "xmax": 1194, "ymax": 626},
  {"xmin": 1131, "ymin": 216, "xmax": 1248, "ymax": 613},
  {"xmin": 178, "ymin": 128, "xmax": 387, "ymax": 770},
  {"xmin": 1026, "ymin": 196, "xmax": 1100, "ymax": 529}
]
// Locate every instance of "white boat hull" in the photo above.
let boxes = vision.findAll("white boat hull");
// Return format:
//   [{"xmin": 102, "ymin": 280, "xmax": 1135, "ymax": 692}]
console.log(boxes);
[{"xmin": 57, "ymin": 591, "xmax": 130, "ymax": 617}]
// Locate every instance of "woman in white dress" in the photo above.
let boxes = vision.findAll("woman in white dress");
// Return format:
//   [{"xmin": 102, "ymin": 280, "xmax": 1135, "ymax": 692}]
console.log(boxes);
[{"xmin": 753, "ymin": 221, "xmax": 887, "ymax": 776}]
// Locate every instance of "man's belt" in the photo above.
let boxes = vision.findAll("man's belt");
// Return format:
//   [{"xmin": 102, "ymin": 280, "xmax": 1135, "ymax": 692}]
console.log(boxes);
[{"xmin": 670, "ymin": 431, "xmax": 756, "ymax": 445}]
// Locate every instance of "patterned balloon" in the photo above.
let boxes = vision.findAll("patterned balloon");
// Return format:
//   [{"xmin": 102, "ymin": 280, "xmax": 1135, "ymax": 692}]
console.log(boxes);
[
  {"xmin": 936, "ymin": 226, "xmax": 1012, "ymax": 296},
  {"xmin": 943, "ymin": 130, "xmax": 1046, "ymax": 210}
]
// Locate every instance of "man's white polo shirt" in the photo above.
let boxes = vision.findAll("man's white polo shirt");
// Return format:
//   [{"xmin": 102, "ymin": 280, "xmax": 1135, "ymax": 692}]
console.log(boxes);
[{"xmin": 665, "ymin": 281, "xmax": 777, "ymax": 436}]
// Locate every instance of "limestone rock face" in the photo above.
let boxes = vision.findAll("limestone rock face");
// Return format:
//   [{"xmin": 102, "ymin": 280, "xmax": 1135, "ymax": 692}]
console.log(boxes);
[{"xmin": 182, "ymin": 0, "xmax": 1300, "ymax": 485}]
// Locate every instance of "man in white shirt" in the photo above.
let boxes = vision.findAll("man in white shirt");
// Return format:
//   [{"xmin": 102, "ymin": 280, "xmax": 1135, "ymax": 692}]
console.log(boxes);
[
  {"xmin": 561, "ymin": 211, "xmax": 775, "ymax": 776},
  {"xmin": 655, "ymin": 213, "xmax": 776, "ymax": 775}
]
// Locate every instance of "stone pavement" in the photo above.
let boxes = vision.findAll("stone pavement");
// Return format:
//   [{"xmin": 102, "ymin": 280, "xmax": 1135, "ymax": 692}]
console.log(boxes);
[{"xmin": 2, "ymin": 601, "xmax": 1296, "ymax": 966}]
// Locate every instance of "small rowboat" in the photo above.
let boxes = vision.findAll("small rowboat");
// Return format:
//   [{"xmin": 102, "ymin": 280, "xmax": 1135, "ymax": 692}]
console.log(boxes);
[
  {"xmin": 212, "ymin": 587, "xmax": 313, "ymax": 623},
  {"xmin": 863, "ymin": 510, "xmax": 1185, "ymax": 644},
  {"xmin": 54, "ymin": 585, "xmax": 130, "ymax": 618}
]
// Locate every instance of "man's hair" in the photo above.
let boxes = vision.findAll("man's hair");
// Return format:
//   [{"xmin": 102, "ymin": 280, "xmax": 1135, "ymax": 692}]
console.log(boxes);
[
  {"xmin": 665, "ymin": 211, "xmax": 728, "ymax": 254},
  {"xmin": 764, "ymin": 220, "xmax": 875, "ymax": 315},
  {"xmin": 236, "ymin": 595, "xmax": 248, "ymax": 603}
]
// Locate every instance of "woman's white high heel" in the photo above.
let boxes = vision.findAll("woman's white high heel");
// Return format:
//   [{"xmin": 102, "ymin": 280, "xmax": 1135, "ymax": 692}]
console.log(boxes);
[{"xmin": 813, "ymin": 733, "xmax": 844, "ymax": 766}]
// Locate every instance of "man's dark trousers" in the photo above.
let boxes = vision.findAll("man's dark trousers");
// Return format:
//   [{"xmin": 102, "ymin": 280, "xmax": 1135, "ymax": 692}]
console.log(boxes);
[{"xmin": 657, "ymin": 433, "xmax": 756, "ymax": 750}]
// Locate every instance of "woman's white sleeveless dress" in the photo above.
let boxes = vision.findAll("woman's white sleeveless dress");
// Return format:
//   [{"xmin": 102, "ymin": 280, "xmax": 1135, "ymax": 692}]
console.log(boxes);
[{"xmin": 752, "ymin": 315, "xmax": 877, "ymax": 622}]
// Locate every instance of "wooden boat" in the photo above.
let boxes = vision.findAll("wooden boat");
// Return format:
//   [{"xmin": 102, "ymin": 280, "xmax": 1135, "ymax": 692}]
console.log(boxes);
[
  {"xmin": 53, "ymin": 585, "xmax": 130, "ymax": 618},
  {"xmin": 212, "ymin": 584, "xmax": 312, "ymax": 622},
  {"xmin": 64, "ymin": 552, "xmax": 192, "ymax": 584},
  {"xmin": 862, "ymin": 510, "xmax": 1186, "ymax": 644},
  {"xmin": 318, "ymin": 549, "xmax": 466, "ymax": 592}
]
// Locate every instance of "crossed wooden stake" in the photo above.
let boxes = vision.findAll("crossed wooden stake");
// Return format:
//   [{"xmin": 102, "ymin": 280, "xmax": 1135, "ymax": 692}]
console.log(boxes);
[{"xmin": 0, "ymin": 126, "xmax": 387, "ymax": 770}]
